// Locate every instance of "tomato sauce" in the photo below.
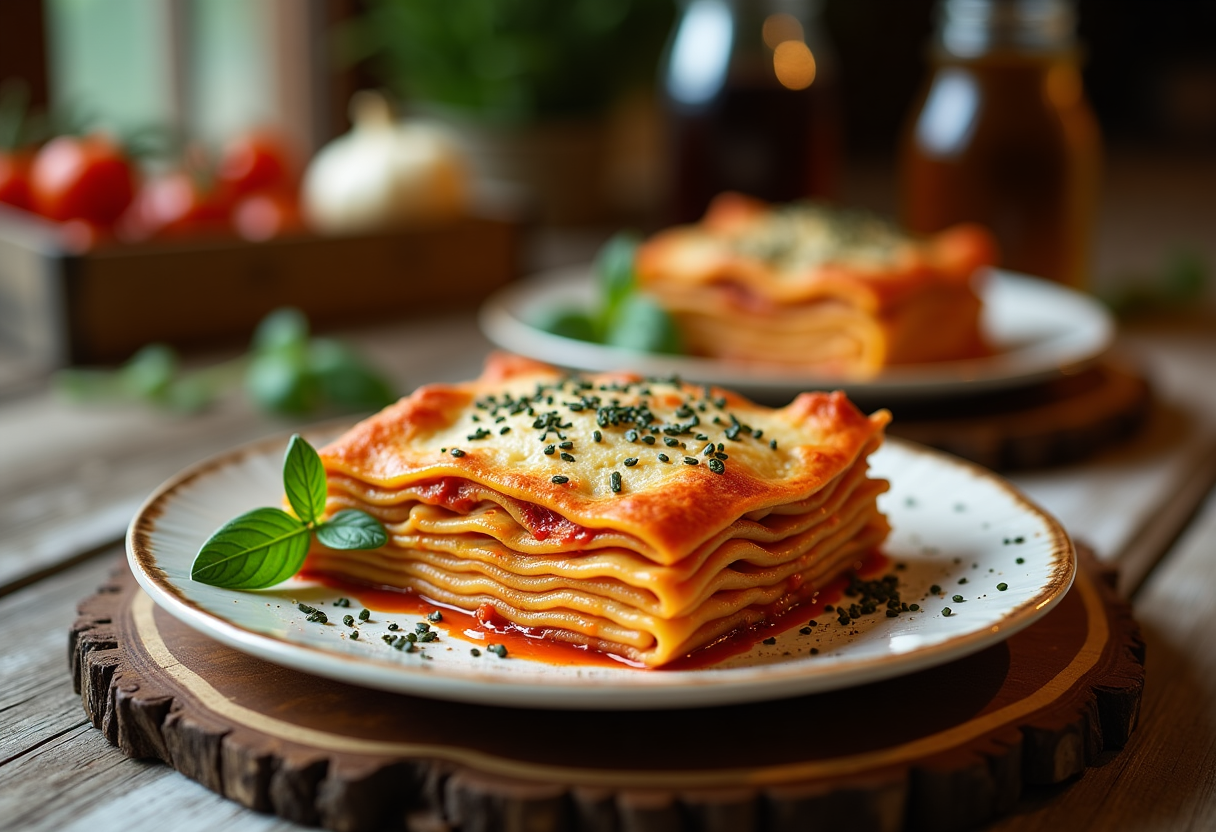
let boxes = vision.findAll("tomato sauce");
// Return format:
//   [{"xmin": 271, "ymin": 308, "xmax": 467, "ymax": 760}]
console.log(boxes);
[
  {"xmin": 412, "ymin": 476, "xmax": 600, "ymax": 545},
  {"xmin": 301, "ymin": 549, "xmax": 889, "ymax": 671}
]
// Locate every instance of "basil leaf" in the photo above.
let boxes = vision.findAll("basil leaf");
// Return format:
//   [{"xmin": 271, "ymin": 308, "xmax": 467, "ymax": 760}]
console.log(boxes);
[
  {"xmin": 309, "ymin": 338, "xmax": 397, "ymax": 412},
  {"xmin": 283, "ymin": 434, "xmax": 327, "ymax": 525},
  {"xmin": 596, "ymin": 231, "xmax": 641, "ymax": 327},
  {"xmin": 315, "ymin": 509, "xmax": 388, "ymax": 551},
  {"xmin": 605, "ymin": 293, "xmax": 683, "ymax": 355},
  {"xmin": 252, "ymin": 307, "xmax": 309, "ymax": 355},
  {"xmin": 532, "ymin": 307, "xmax": 598, "ymax": 342},
  {"xmin": 191, "ymin": 507, "xmax": 311, "ymax": 588},
  {"xmin": 246, "ymin": 350, "xmax": 319, "ymax": 415}
]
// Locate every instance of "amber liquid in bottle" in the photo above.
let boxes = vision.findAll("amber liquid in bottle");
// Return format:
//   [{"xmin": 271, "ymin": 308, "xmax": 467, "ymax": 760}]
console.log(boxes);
[{"xmin": 901, "ymin": 29, "xmax": 1101, "ymax": 287}]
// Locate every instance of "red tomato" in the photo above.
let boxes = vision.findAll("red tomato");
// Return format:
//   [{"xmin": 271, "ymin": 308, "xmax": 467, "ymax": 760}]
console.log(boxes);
[
  {"xmin": 232, "ymin": 188, "xmax": 301, "ymax": 241},
  {"xmin": 0, "ymin": 150, "xmax": 33, "ymax": 211},
  {"xmin": 118, "ymin": 171, "xmax": 232, "ymax": 241},
  {"xmin": 217, "ymin": 131, "xmax": 296, "ymax": 198},
  {"xmin": 30, "ymin": 134, "xmax": 135, "ymax": 225}
]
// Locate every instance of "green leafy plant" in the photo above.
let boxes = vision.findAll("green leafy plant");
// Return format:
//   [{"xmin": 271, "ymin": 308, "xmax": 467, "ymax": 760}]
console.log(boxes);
[
  {"xmin": 533, "ymin": 231, "xmax": 683, "ymax": 354},
  {"xmin": 191, "ymin": 435, "xmax": 388, "ymax": 589},
  {"xmin": 54, "ymin": 307, "xmax": 397, "ymax": 416},
  {"xmin": 344, "ymin": 0, "xmax": 675, "ymax": 125}
]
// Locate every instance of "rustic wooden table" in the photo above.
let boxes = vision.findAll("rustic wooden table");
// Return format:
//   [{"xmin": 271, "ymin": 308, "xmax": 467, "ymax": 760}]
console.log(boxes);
[{"xmin": 2, "ymin": 157, "xmax": 1215, "ymax": 832}]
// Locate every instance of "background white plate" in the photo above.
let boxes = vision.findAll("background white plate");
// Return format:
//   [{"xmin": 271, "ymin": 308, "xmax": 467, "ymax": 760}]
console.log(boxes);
[
  {"xmin": 479, "ymin": 268, "xmax": 1114, "ymax": 405},
  {"xmin": 128, "ymin": 433, "xmax": 1075, "ymax": 710}
]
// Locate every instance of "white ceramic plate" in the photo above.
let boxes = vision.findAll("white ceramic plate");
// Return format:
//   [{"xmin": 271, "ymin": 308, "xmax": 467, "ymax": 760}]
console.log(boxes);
[
  {"xmin": 128, "ymin": 431, "xmax": 1074, "ymax": 710},
  {"xmin": 478, "ymin": 268, "xmax": 1114, "ymax": 404}
]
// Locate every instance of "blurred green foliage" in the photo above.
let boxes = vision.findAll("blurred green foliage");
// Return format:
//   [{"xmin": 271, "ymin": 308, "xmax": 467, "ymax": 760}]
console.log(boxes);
[
  {"xmin": 534, "ymin": 231, "xmax": 684, "ymax": 355},
  {"xmin": 56, "ymin": 308, "xmax": 397, "ymax": 417},
  {"xmin": 344, "ymin": 0, "xmax": 675, "ymax": 123}
]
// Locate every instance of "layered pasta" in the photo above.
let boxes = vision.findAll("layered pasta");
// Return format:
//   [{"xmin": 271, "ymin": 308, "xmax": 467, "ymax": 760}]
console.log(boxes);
[
  {"xmin": 309, "ymin": 354, "xmax": 890, "ymax": 667},
  {"xmin": 635, "ymin": 192, "xmax": 997, "ymax": 378}
]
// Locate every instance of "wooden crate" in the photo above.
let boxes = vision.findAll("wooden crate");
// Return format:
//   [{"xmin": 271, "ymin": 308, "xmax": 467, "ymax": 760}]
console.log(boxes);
[{"xmin": 0, "ymin": 207, "xmax": 520, "ymax": 366}]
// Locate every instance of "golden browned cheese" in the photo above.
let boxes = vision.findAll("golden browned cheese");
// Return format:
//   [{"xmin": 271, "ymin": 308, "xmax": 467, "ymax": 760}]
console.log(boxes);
[
  {"xmin": 634, "ymin": 192, "xmax": 997, "ymax": 377},
  {"xmin": 313, "ymin": 354, "xmax": 890, "ymax": 666}
]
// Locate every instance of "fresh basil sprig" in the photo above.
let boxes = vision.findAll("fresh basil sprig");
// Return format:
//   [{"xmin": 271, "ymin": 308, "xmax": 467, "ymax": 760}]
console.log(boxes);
[{"xmin": 191, "ymin": 434, "xmax": 388, "ymax": 589}]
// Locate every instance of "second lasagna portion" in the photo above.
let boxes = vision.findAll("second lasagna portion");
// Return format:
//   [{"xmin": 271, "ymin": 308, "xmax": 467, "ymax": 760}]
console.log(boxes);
[
  {"xmin": 312, "ymin": 355, "xmax": 890, "ymax": 667},
  {"xmin": 634, "ymin": 193, "xmax": 997, "ymax": 378}
]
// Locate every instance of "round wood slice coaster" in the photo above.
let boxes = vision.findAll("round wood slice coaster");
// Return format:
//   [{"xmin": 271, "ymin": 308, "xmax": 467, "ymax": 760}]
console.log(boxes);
[
  {"xmin": 883, "ymin": 360, "xmax": 1152, "ymax": 471},
  {"xmin": 71, "ymin": 545, "xmax": 1143, "ymax": 832}
]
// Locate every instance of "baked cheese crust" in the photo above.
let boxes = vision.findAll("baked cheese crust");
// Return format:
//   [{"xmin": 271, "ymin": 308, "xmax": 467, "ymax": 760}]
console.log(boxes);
[{"xmin": 321, "ymin": 354, "xmax": 889, "ymax": 565}]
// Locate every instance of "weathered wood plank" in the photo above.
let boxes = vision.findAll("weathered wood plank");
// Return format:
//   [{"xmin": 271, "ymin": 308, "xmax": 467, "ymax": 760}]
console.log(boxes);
[
  {"xmin": 0, "ymin": 315, "xmax": 491, "ymax": 596},
  {"xmin": 0, "ymin": 556, "xmax": 314, "ymax": 832},
  {"xmin": 989, "ymin": 486, "xmax": 1216, "ymax": 831},
  {"xmin": 1011, "ymin": 318, "xmax": 1216, "ymax": 591}
]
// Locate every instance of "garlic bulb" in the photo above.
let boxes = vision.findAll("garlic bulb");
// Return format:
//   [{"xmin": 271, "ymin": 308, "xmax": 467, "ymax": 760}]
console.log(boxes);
[{"xmin": 302, "ymin": 91, "xmax": 468, "ymax": 234}]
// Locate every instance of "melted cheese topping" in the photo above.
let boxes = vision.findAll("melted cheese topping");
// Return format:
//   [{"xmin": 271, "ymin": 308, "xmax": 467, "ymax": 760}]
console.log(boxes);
[{"xmin": 321, "ymin": 354, "xmax": 889, "ymax": 564}]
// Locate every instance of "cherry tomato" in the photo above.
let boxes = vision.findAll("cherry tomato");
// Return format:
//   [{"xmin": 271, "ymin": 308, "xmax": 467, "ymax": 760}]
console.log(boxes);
[
  {"xmin": 217, "ymin": 131, "xmax": 296, "ymax": 199},
  {"xmin": 232, "ymin": 188, "xmax": 302, "ymax": 241},
  {"xmin": 30, "ymin": 134, "xmax": 135, "ymax": 225},
  {"xmin": 118, "ymin": 171, "xmax": 233, "ymax": 241},
  {"xmin": 0, "ymin": 149, "xmax": 33, "ymax": 211}
]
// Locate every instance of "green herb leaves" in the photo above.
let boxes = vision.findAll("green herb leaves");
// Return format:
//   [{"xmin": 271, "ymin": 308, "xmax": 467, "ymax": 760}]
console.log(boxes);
[
  {"xmin": 190, "ymin": 508, "xmax": 312, "ymax": 589},
  {"xmin": 191, "ymin": 435, "xmax": 387, "ymax": 589},
  {"xmin": 533, "ymin": 232, "xmax": 684, "ymax": 356},
  {"xmin": 54, "ymin": 308, "xmax": 396, "ymax": 416},
  {"xmin": 314, "ymin": 510, "xmax": 388, "ymax": 550},
  {"xmin": 283, "ymin": 434, "xmax": 327, "ymax": 524}
]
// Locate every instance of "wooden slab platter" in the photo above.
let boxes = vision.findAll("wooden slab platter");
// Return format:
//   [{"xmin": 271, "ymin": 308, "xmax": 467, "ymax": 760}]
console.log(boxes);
[{"xmin": 70, "ymin": 545, "xmax": 1142, "ymax": 832}]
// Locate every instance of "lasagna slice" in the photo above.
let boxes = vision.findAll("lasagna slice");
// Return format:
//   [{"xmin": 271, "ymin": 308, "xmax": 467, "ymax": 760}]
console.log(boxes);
[
  {"xmin": 635, "ymin": 192, "xmax": 997, "ymax": 378},
  {"xmin": 309, "ymin": 354, "xmax": 890, "ymax": 667}
]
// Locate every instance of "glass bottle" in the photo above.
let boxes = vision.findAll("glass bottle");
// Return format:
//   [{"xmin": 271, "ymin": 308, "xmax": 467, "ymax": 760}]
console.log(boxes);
[
  {"xmin": 661, "ymin": 0, "xmax": 841, "ymax": 223},
  {"xmin": 900, "ymin": 0, "xmax": 1101, "ymax": 288}
]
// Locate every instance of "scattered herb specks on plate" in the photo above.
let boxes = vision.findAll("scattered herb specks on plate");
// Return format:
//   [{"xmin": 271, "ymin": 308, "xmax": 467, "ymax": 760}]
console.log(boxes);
[{"xmin": 190, "ymin": 435, "xmax": 388, "ymax": 589}]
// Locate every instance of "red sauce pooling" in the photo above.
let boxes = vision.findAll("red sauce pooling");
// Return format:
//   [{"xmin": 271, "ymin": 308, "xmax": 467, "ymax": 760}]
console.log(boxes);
[
  {"xmin": 666, "ymin": 549, "xmax": 890, "ymax": 670},
  {"xmin": 301, "ymin": 549, "xmax": 889, "ymax": 671}
]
